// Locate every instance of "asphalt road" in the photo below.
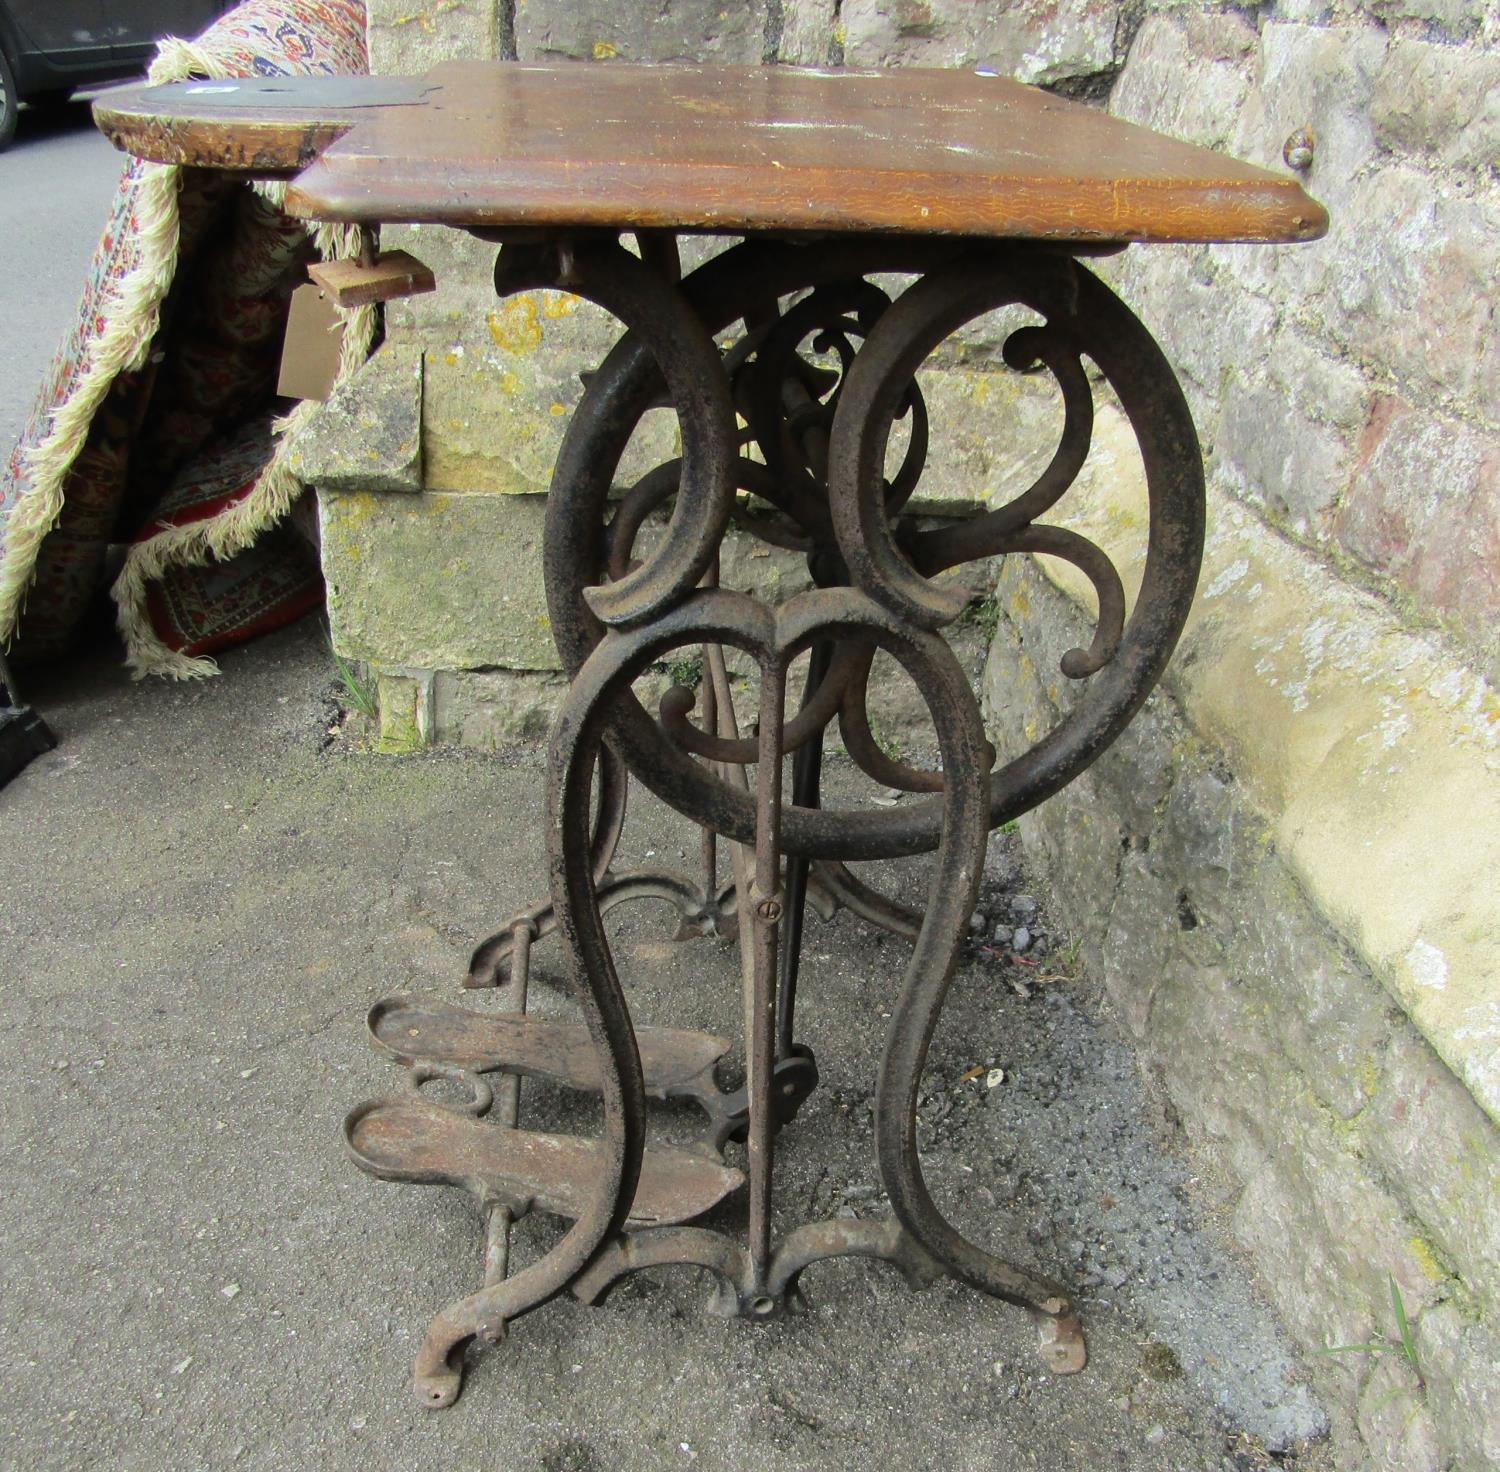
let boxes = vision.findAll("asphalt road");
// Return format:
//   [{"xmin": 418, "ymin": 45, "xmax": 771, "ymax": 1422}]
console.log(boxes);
[{"xmin": 0, "ymin": 97, "xmax": 127, "ymax": 457}]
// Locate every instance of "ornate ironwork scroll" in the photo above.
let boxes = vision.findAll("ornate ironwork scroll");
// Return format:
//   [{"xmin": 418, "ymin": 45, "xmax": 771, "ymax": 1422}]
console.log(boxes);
[{"xmin": 348, "ymin": 229, "xmax": 1204, "ymax": 1406}]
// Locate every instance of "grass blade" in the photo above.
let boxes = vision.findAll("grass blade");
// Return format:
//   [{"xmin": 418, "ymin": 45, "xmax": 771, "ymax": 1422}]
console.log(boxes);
[{"xmin": 1389, "ymin": 1276, "xmax": 1424, "ymax": 1390}]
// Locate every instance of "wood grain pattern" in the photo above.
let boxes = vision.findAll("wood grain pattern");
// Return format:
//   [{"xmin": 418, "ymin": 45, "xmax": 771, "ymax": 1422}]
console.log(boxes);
[
  {"xmin": 92, "ymin": 75, "xmax": 436, "ymax": 173},
  {"xmin": 307, "ymin": 250, "xmax": 437, "ymax": 306},
  {"xmin": 96, "ymin": 62, "xmax": 1327, "ymax": 245}
]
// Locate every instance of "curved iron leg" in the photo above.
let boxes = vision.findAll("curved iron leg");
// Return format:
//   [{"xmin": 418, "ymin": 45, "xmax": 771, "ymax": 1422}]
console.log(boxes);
[{"xmin": 777, "ymin": 639, "xmax": 833, "ymax": 1061}]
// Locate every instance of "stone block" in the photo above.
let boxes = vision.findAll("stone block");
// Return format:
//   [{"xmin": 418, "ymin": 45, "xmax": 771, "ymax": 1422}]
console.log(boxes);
[
  {"xmin": 379, "ymin": 224, "xmax": 509, "ymax": 340},
  {"xmin": 1206, "ymin": 21, "xmax": 1386, "ymax": 313},
  {"xmin": 841, "ymin": 0, "xmax": 1120, "ymax": 86},
  {"xmin": 1418, "ymin": 1304, "xmax": 1500, "ymax": 1472},
  {"xmin": 366, "ymin": 0, "xmax": 505, "ymax": 76},
  {"xmin": 1253, "ymin": 20, "xmax": 1386, "ymax": 182},
  {"xmin": 381, "ymin": 230, "xmax": 727, "ymax": 499},
  {"xmin": 1107, "ymin": 245, "xmax": 1277, "ymax": 448},
  {"xmin": 433, "ymin": 666, "xmax": 571, "ymax": 748},
  {"xmin": 777, "ymin": 0, "xmax": 839, "ymax": 65},
  {"xmin": 1319, "ymin": 167, "xmax": 1500, "ymax": 416},
  {"xmin": 1272, "ymin": 0, "xmax": 1335, "ymax": 22},
  {"xmin": 418, "ymin": 298, "xmax": 690, "ymax": 497},
  {"xmin": 1365, "ymin": 0, "xmax": 1494, "ymax": 44},
  {"xmin": 1109, "ymin": 11, "xmax": 1258, "ymax": 151},
  {"xmin": 284, "ymin": 344, "xmax": 423, "ymax": 495},
  {"xmin": 515, "ymin": 0, "xmax": 766, "ymax": 63},
  {"xmin": 1211, "ymin": 327, "xmax": 1371, "ymax": 538},
  {"xmin": 1168, "ymin": 514, "xmax": 1500, "ymax": 1130},
  {"xmin": 320, "ymin": 489, "xmax": 559, "ymax": 671},
  {"xmin": 372, "ymin": 668, "xmax": 435, "ymax": 753},
  {"xmin": 1354, "ymin": 1354, "xmax": 1443, "ymax": 1472},
  {"xmin": 986, "ymin": 553, "xmax": 1500, "ymax": 1317},
  {"xmin": 1334, "ymin": 395, "xmax": 1500, "ymax": 683},
  {"xmin": 980, "ymin": 569, "xmax": 1080, "ymax": 765},
  {"xmin": 904, "ymin": 363, "xmax": 1064, "ymax": 515},
  {"xmin": 1372, "ymin": 40, "xmax": 1500, "ymax": 176},
  {"xmin": 1362, "ymin": 1024, "xmax": 1500, "ymax": 1321}
]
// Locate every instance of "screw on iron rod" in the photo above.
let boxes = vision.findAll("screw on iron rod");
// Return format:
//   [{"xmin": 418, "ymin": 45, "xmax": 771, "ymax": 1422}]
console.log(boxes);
[{"xmin": 755, "ymin": 897, "xmax": 783, "ymax": 923}]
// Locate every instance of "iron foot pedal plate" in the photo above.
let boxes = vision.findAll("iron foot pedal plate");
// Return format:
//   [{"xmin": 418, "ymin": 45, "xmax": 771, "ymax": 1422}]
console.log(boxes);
[
  {"xmin": 367, "ymin": 996, "xmax": 729, "ymax": 1101},
  {"xmin": 344, "ymin": 1096, "xmax": 744, "ymax": 1227}
]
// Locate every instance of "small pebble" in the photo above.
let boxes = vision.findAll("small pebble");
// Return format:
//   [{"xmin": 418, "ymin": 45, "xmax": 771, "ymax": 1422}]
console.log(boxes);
[
  {"xmin": 171, "ymin": 1357, "xmax": 193, "ymax": 1376},
  {"xmin": 992, "ymin": 924, "xmax": 1013, "ymax": 944},
  {"xmin": 1012, "ymin": 925, "xmax": 1032, "ymax": 953},
  {"xmin": 968, "ymin": 910, "xmax": 987, "ymax": 933},
  {"xmin": 986, "ymin": 1067, "xmax": 1006, "ymax": 1089},
  {"xmin": 220, "ymin": 1283, "xmax": 241, "ymax": 1300},
  {"xmin": 1011, "ymin": 894, "xmax": 1039, "ymax": 916},
  {"xmin": 1145, "ymin": 1424, "xmax": 1167, "ymax": 1445}
]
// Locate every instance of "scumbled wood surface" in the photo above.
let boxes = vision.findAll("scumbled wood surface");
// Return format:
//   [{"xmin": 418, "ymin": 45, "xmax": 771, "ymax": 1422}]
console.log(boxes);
[
  {"xmin": 96, "ymin": 61, "xmax": 1327, "ymax": 245},
  {"xmin": 92, "ymin": 74, "xmax": 438, "ymax": 174}
]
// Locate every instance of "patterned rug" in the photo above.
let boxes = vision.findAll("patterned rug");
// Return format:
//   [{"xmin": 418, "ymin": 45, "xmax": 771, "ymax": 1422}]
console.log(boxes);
[{"xmin": 0, "ymin": 0, "xmax": 374, "ymax": 678}]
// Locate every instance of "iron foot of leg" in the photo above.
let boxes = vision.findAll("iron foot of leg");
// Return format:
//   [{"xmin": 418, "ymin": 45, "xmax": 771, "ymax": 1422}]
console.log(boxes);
[
  {"xmin": 1036, "ymin": 1309, "xmax": 1088, "ymax": 1375},
  {"xmin": 413, "ymin": 1314, "xmax": 489, "ymax": 1409}
]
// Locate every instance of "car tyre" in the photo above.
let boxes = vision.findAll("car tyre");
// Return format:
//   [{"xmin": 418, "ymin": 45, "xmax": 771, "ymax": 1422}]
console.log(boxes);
[{"xmin": 0, "ymin": 45, "xmax": 18, "ymax": 151}]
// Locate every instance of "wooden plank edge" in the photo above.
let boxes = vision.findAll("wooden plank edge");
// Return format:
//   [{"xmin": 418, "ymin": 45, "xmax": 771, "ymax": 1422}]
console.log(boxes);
[
  {"xmin": 284, "ymin": 158, "xmax": 1329, "ymax": 245},
  {"xmin": 92, "ymin": 102, "xmax": 355, "ymax": 172}
]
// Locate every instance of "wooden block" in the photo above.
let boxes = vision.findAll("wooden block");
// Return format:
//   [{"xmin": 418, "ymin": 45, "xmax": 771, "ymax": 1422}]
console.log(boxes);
[{"xmin": 307, "ymin": 249, "xmax": 436, "ymax": 307}]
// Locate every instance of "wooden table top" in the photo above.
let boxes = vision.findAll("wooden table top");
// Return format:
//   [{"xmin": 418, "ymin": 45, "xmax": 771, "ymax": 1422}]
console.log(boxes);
[{"xmin": 95, "ymin": 61, "xmax": 1326, "ymax": 246}]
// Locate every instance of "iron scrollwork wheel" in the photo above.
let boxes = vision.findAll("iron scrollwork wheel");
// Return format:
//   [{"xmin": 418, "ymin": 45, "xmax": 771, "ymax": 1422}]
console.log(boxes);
[{"xmin": 535, "ymin": 236, "xmax": 1204, "ymax": 861}]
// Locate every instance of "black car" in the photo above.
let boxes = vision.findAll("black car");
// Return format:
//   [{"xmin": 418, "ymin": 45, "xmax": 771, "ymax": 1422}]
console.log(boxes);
[{"xmin": 0, "ymin": 1, "xmax": 229, "ymax": 148}]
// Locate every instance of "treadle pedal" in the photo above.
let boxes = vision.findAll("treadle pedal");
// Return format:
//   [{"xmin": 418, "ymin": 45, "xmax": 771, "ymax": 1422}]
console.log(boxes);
[
  {"xmin": 344, "ymin": 1097, "xmax": 744, "ymax": 1227},
  {"xmin": 367, "ymin": 996, "xmax": 729, "ymax": 1099}
]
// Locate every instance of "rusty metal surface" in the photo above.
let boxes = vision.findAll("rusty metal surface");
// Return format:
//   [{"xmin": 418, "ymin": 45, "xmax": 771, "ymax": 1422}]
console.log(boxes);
[
  {"xmin": 539, "ymin": 237, "xmax": 1204, "ymax": 860},
  {"xmin": 347, "ymin": 229, "xmax": 1207, "ymax": 1408},
  {"xmin": 368, "ymin": 997, "xmax": 729, "ymax": 1096},
  {"xmin": 571, "ymin": 1216, "xmax": 947, "ymax": 1320},
  {"xmin": 343, "ymin": 1096, "xmax": 743, "ymax": 1228},
  {"xmin": 465, "ymin": 865, "xmax": 738, "ymax": 990}
]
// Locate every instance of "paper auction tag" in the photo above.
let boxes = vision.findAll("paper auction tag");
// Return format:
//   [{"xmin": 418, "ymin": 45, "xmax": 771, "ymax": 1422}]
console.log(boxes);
[{"xmin": 277, "ymin": 283, "xmax": 345, "ymax": 402}]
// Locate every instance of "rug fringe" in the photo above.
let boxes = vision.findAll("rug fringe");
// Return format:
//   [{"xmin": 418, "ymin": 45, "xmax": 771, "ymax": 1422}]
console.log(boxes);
[
  {"xmin": 113, "ymin": 295, "xmax": 375, "ymax": 680},
  {"xmin": 0, "ymin": 162, "xmax": 181, "ymax": 642}
]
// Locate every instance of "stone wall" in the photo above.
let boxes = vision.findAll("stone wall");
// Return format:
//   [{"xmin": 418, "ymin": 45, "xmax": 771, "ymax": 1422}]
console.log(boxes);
[{"xmin": 304, "ymin": 4, "xmax": 1500, "ymax": 1465}]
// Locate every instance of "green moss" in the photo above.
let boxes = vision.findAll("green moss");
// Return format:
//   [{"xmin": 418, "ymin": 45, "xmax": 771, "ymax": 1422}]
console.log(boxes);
[{"xmin": 375, "ymin": 673, "xmax": 428, "ymax": 755}]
